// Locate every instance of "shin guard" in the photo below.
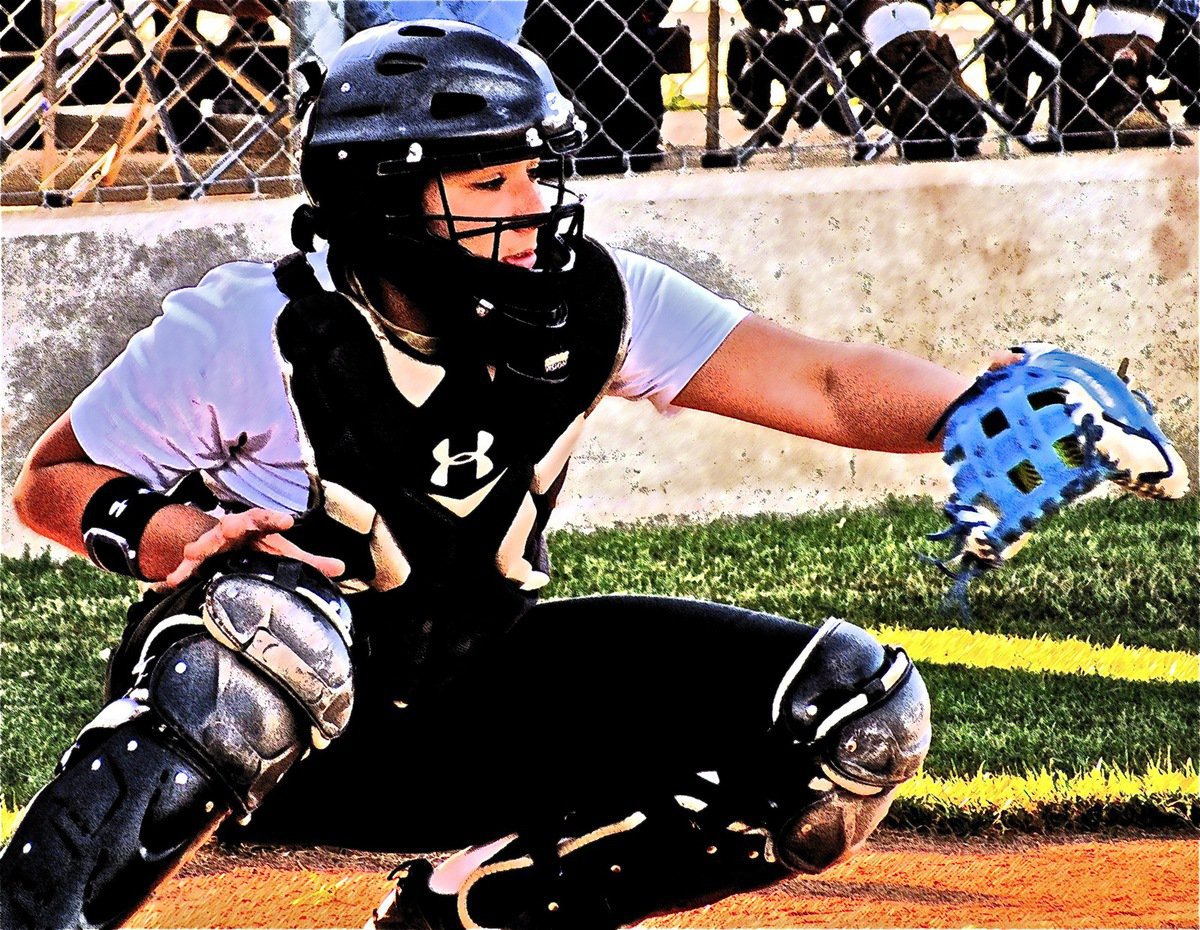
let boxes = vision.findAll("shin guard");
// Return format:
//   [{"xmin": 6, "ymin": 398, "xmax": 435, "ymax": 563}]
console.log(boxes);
[{"xmin": 0, "ymin": 714, "xmax": 230, "ymax": 930}]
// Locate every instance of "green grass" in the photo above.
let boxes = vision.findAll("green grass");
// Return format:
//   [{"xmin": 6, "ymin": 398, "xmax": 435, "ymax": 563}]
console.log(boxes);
[
  {"xmin": 548, "ymin": 495, "xmax": 1199, "ymax": 652},
  {"xmin": 922, "ymin": 665, "xmax": 1199, "ymax": 777},
  {"xmin": 2, "ymin": 552, "xmax": 135, "ymax": 807},
  {"xmin": 2, "ymin": 495, "xmax": 1196, "ymax": 831},
  {"xmin": 889, "ymin": 787, "xmax": 1198, "ymax": 834}
]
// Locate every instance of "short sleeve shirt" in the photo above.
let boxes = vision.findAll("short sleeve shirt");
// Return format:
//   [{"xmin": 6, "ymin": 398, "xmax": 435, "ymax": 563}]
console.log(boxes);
[{"xmin": 70, "ymin": 248, "xmax": 749, "ymax": 513}]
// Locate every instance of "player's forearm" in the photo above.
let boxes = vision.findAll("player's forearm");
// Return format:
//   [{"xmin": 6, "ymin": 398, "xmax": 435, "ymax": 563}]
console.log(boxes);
[
  {"xmin": 14, "ymin": 460, "xmax": 217, "ymax": 581},
  {"xmin": 14, "ymin": 458, "xmax": 124, "ymax": 554},
  {"xmin": 676, "ymin": 315, "xmax": 969, "ymax": 453},
  {"xmin": 818, "ymin": 343, "xmax": 970, "ymax": 453}
]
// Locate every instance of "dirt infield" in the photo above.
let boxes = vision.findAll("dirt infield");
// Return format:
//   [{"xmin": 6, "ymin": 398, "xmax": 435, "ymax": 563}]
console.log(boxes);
[{"xmin": 129, "ymin": 830, "xmax": 1199, "ymax": 929}]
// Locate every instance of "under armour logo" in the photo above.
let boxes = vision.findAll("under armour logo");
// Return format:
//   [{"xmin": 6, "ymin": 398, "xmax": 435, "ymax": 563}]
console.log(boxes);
[
  {"xmin": 108, "ymin": 500, "xmax": 128, "ymax": 518},
  {"xmin": 431, "ymin": 431, "xmax": 495, "ymax": 488}
]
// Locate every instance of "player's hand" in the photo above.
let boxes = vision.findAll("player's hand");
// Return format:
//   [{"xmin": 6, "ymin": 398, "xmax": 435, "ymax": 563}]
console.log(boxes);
[
  {"xmin": 987, "ymin": 349, "xmax": 1024, "ymax": 371},
  {"xmin": 164, "ymin": 508, "xmax": 346, "ymax": 588}
]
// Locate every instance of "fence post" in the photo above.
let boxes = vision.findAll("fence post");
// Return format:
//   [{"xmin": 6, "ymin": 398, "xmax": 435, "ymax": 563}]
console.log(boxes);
[
  {"xmin": 705, "ymin": 0, "xmax": 721, "ymax": 152},
  {"xmin": 39, "ymin": 0, "xmax": 58, "ymax": 189}
]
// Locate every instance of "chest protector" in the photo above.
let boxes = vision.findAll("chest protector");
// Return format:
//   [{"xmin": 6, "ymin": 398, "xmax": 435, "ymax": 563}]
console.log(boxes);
[{"xmin": 272, "ymin": 239, "xmax": 629, "ymax": 701}]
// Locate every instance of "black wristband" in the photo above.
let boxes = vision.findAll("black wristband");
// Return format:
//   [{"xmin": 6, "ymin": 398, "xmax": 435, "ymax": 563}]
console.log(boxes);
[
  {"xmin": 926, "ymin": 377, "xmax": 989, "ymax": 444},
  {"xmin": 80, "ymin": 477, "xmax": 174, "ymax": 580}
]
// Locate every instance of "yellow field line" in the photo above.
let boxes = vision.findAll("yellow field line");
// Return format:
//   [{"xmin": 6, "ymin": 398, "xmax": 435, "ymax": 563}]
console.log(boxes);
[
  {"xmin": 870, "ymin": 625, "xmax": 1198, "ymax": 684},
  {"xmin": 1, "ymin": 803, "xmax": 22, "ymax": 844},
  {"xmin": 896, "ymin": 760, "xmax": 1199, "ymax": 809}
]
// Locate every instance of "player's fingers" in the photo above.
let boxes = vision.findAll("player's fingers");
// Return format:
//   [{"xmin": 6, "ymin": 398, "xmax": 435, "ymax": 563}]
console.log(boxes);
[
  {"xmin": 180, "ymin": 525, "xmax": 229, "ymax": 563},
  {"xmin": 170, "ymin": 527, "xmax": 231, "ymax": 583},
  {"xmin": 164, "ymin": 557, "xmax": 203, "ymax": 589},
  {"xmin": 223, "ymin": 508, "xmax": 295, "ymax": 539},
  {"xmin": 173, "ymin": 509, "xmax": 298, "ymax": 583},
  {"xmin": 168, "ymin": 538, "xmax": 343, "ymax": 589},
  {"xmin": 255, "ymin": 534, "xmax": 346, "ymax": 579},
  {"xmin": 988, "ymin": 350, "xmax": 1024, "ymax": 371},
  {"xmin": 181, "ymin": 509, "xmax": 294, "ymax": 559}
]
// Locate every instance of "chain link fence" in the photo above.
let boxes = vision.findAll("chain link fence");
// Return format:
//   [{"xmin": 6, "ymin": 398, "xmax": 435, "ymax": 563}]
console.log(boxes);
[{"xmin": 2, "ymin": 0, "xmax": 1196, "ymax": 205}]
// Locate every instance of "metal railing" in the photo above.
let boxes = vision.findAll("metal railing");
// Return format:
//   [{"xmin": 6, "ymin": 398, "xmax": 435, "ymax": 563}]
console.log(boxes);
[{"xmin": 2, "ymin": 0, "xmax": 1195, "ymax": 206}]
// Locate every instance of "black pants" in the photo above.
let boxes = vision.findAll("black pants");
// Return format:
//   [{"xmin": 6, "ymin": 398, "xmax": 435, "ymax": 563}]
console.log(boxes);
[{"xmin": 203, "ymin": 595, "xmax": 820, "ymax": 853}]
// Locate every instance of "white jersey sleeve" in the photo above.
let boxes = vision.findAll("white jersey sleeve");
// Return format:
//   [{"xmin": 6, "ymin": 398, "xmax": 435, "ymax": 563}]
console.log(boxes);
[
  {"xmin": 69, "ymin": 260, "xmax": 316, "ymax": 513},
  {"xmin": 67, "ymin": 247, "xmax": 738, "ymax": 511},
  {"xmin": 608, "ymin": 249, "xmax": 750, "ymax": 412}
]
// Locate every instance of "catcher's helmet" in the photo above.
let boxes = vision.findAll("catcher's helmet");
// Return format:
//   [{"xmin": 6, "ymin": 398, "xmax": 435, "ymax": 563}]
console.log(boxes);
[
  {"xmin": 300, "ymin": 21, "xmax": 583, "ymax": 195},
  {"xmin": 293, "ymin": 20, "xmax": 591, "ymax": 381}
]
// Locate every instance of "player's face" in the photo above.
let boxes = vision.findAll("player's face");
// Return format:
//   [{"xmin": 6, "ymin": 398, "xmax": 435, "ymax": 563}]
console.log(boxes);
[{"xmin": 422, "ymin": 159, "xmax": 547, "ymax": 269}]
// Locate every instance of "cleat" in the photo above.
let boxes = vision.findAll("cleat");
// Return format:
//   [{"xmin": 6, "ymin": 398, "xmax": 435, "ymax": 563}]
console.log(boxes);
[{"xmin": 366, "ymin": 859, "xmax": 462, "ymax": 930}]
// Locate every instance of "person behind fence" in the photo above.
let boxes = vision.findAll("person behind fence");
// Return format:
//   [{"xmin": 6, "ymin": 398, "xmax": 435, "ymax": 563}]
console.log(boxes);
[
  {"xmin": 1069, "ymin": 0, "xmax": 1198, "ymax": 130},
  {"xmin": 342, "ymin": 0, "xmax": 528, "ymax": 42},
  {"xmin": 727, "ymin": 0, "xmax": 986, "ymax": 159},
  {"xmin": 1155, "ymin": 0, "xmax": 1199, "ymax": 123},
  {"xmin": 521, "ymin": 0, "xmax": 690, "ymax": 172},
  {"xmin": 1, "ymin": 20, "xmax": 1011, "ymax": 930},
  {"xmin": 156, "ymin": 0, "xmax": 287, "ymax": 153},
  {"xmin": 987, "ymin": 0, "xmax": 1198, "ymax": 146}
]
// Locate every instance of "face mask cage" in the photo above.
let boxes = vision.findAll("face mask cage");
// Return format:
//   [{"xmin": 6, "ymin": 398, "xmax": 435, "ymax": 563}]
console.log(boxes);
[{"xmin": 419, "ymin": 158, "xmax": 585, "ymax": 265}]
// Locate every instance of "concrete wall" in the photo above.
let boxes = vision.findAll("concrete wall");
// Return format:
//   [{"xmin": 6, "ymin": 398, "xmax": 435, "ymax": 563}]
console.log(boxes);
[{"xmin": 3, "ymin": 149, "xmax": 1196, "ymax": 555}]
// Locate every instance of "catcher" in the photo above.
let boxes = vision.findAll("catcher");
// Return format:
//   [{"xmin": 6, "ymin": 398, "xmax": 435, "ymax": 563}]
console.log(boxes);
[{"xmin": 0, "ymin": 21, "xmax": 1186, "ymax": 930}]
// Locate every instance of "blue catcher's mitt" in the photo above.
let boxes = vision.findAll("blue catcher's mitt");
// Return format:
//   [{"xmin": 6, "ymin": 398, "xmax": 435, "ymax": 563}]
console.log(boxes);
[{"xmin": 926, "ymin": 343, "xmax": 1189, "ymax": 606}]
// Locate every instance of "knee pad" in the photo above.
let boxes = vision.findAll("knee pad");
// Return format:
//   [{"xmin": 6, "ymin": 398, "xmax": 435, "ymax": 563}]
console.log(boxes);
[
  {"xmin": 141, "ymin": 556, "xmax": 354, "ymax": 808},
  {"xmin": 147, "ymin": 633, "xmax": 307, "ymax": 810},
  {"xmin": 201, "ymin": 555, "xmax": 354, "ymax": 748},
  {"xmin": 769, "ymin": 617, "xmax": 931, "ymax": 872},
  {"xmin": 773, "ymin": 617, "xmax": 931, "ymax": 793}
]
